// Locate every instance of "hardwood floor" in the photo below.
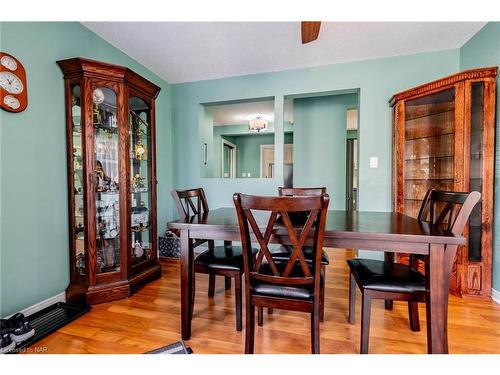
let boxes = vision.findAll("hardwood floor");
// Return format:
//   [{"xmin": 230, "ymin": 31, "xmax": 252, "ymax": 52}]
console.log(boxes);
[{"xmin": 30, "ymin": 249, "xmax": 500, "ymax": 354}]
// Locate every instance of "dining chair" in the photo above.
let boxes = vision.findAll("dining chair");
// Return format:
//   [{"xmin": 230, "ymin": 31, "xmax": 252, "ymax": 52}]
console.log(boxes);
[
  {"xmin": 171, "ymin": 188, "xmax": 251, "ymax": 331},
  {"xmin": 233, "ymin": 192, "xmax": 330, "ymax": 354},
  {"xmin": 258, "ymin": 187, "xmax": 329, "ymax": 325},
  {"xmin": 346, "ymin": 189, "xmax": 481, "ymax": 353}
]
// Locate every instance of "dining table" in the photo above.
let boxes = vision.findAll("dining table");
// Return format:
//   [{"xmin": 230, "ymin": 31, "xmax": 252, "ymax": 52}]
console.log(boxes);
[{"xmin": 167, "ymin": 208, "xmax": 466, "ymax": 354}]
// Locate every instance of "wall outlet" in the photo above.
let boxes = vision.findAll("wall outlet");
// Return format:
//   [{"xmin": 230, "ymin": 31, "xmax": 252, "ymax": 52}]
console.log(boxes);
[
  {"xmin": 247, "ymin": 172, "xmax": 251, "ymax": 177},
  {"xmin": 369, "ymin": 156, "xmax": 378, "ymax": 168}
]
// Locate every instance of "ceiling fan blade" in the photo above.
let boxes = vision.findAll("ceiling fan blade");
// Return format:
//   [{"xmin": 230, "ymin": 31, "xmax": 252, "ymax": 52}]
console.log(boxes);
[{"xmin": 301, "ymin": 21, "xmax": 321, "ymax": 44}]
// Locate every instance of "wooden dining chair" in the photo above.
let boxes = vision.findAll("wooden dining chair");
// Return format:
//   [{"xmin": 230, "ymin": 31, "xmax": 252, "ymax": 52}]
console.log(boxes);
[
  {"xmin": 346, "ymin": 189, "xmax": 481, "ymax": 354},
  {"xmin": 171, "ymin": 188, "xmax": 252, "ymax": 331},
  {"xmin": 233, "ymin": 193, "xmax": 330, "ymax": 354},
  {"xmin": 258, "ymin": 187, "xmax": 329, "ymax": 324}
]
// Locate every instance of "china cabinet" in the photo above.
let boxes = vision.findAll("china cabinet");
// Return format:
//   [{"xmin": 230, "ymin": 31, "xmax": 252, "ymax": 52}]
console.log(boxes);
[
  {"xmin": 390, "ymin": 67, "xmax": 497, "ymax": 298},
  {"xmin": 58, "ymin": 57, "xmax": 161, "ymax": 304}
]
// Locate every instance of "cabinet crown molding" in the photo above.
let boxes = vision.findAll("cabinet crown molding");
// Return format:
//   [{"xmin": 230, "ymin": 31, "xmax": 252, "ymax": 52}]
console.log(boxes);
[
  {"xmin": 389, "ymin": 67, "xmax": 498, "ymax": 106},
  {"xmin": 57, "ymin": 57, "xmax": 161, "ymax": 99}
]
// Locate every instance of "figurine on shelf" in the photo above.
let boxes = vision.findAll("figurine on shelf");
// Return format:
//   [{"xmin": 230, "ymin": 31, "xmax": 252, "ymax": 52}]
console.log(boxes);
[
  {"xmin": 76, "ymin": 253, "xmax": 86, "ymax": 275},
  {"xmin": 108, "ymin": 180, "xmax": 119, "ymax": 193},
  {"xmin": 75, "ymin": 223, "xmax": 84, "ymax": 236},
  {"xmin": 98, "ymin": 220, "xmax": 107, "ymax": 238},
  {"xmin": 95, "ymin": 160, "xmax": 111, "ymax": 192},
  {"xmin": 134, "ymin": 142, "xmax": 147, "ymax": 160},
  {"xmin": 96, "ymin": 250, "xmax": 106, "ymax": 273},
  {"xmin": 130, "ymin": 110, "xmax": 148, "ymax": 136},
  {"xmin": 133, "ymin": 240, "xmax": 144, "ymax": 258},
  {"xmin": 132, "ymin": 174, "xmax": 146, "ymax": 192},
  {"xmin": 92, "ymin": 89, "xmax": 105, "ymax": 125}
]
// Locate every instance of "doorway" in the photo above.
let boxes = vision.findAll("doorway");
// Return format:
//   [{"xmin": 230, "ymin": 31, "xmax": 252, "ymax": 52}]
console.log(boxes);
[
  {"xmin": 222, "ymin": 139, "xmax": 236, "ymax": 178},
  {"xmin": 346, "ymin": 108, "xmax": 358, "ymax": 211}
]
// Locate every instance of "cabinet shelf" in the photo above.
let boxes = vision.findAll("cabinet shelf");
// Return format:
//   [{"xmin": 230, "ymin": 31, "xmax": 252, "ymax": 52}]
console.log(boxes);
[
  {"xmin": 405, "ymin": 155, "xmax": 454, "ymax": 162},
  {"xmin": 404, "ymin": 132, "xmax": 455, "ymax": 142}
]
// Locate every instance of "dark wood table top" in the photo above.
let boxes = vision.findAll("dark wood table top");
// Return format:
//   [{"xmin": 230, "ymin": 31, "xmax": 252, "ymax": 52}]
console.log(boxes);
[{"xmin": 168, "ymin": 208, "xmax": 465, "ymax": 246}]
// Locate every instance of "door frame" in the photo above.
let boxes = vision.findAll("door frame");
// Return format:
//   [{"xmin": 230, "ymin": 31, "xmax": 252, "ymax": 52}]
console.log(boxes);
[{"xmin": 221, "ymin": 139, "xmax": 237, "ymax": 178}]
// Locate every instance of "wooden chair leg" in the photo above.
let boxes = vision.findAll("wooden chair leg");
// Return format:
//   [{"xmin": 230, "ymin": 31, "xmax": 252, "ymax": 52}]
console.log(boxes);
[
  {"xmin": 360, "ymin": 292, "xmax": 372, "ymax": 354},
  {"xmin": 257, "ymin": 307, "xmax": 264, "ymax": 326},
  {"xmin": 245, "ymin": 304, "xmax": 255, "ymax": 354},
  {"xmin": 268, "ymin": 308, "xmax": 273, "ymax": 314},
  {"xmin": 349, "ymin": 272, "xmax": 356, "ymax": 324},
  {"xmin": 320, "ymin": 265, "xmax": 326, "ymax": 322},
  {"xmin": 408, "ymin": 301, "xmax": 420, "ymax": 332},
  {"xmin": 225, "ymin": 277, "xmax": 231, "ymax": 290},
  {"xmin": 311, "ymin": 305, "xmax": 320, "ymax": 354},
  {"xmin": 208, "ymin": 273, "xmax": 215, "ymax": 298},
  {"xmin": 235, "ymin": 275, "xmax": 242, "ymax": 331},
  {"xmin": 208, "ymin": 240, "xmax": 215, "ymax": 250}
]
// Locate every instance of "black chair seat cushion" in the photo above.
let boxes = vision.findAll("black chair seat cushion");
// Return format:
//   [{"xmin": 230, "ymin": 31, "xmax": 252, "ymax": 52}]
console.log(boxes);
[
  {"xmin": 347, "ymin": 258, "xmax": 426, "ymax": 293},
  {"xmin": 194, "ymin": 245, "xmax": 257, "ymax": 271},
  {"xmin": 251, "ymin": 262, "xmax": 324, "ymax": 301},
  {"xmin": 271, "ymin": 245, "xmax": 329, "ymax": 265}
]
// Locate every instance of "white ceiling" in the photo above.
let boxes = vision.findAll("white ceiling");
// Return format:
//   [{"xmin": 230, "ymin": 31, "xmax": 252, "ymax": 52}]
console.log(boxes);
[
  {"xmin": 207, "ymin": 99, "xmax": 294, "ymax": 126},
  {"xmin": 83, "ymin": 22, "xmax": 486, "ymax": 84}
]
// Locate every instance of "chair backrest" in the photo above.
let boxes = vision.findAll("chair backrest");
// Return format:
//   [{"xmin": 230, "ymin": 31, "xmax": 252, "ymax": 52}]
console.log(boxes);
[
  {"xmin": 417, "ymin": 189, "xmax": 481, "ymax": 236},
  {"xmin": 278, "ymin": 187, "xmax": 327, "ymax": 197},
  {"xmin": 233, "ymin": 193, "xmax": 329, "ymax": 291},
  {"xmin": 171, "ymin": 188, "xmax": 209, "ymax": 219}
]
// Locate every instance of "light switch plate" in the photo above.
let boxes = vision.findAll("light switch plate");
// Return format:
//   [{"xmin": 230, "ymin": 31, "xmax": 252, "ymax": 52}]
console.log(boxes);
[{"xmin": 370, "ymin": 157, "xmax": 378, "ymax": 168}]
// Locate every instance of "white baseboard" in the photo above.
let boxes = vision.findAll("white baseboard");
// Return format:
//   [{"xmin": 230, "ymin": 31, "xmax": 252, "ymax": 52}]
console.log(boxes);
[
  {"xmin": 492, "ymin": 289, "xmax": 500, "ymax": 304},
  {"xmin": 3, "ymin": 292, "xmax": 66, "ymax": 319}
]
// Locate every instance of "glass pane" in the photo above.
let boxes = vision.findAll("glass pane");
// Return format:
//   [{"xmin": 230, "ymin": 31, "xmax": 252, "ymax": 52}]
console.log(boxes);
[
  {"xmin": 93, "ymin": 87, "xmax": 120, "ymax": 274},
  {"xmin": 130, "ymin": 97, "xmax": 153, "ymax": 265},
  {"xmin": 403, "ymin": 88, "xmax": 455, "ymax": 218},
  {"xmin": 72, "ymin": 85, "xmax": 85, "ymax": 276},
  {"xmin": 469, "ymin": 83, "xmax": 484, "ymax": 261}
]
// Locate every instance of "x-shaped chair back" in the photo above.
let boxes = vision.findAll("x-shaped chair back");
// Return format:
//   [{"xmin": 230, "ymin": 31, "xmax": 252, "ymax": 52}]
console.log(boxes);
[
  {"xmin": 233, "ymin": 193, "xmax": 329, "ymax": 288},
  {"xmin": 171, "ymin": 188, "xmax": 209, "ymax": 219},
  {"xmin": 417, "ymin": 189, "xmax": 481, "ymax": 236}
]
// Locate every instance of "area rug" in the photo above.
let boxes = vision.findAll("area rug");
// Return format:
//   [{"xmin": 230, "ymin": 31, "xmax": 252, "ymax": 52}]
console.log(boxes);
[{"xmin": 145, "ymin": 341, "xmax": 193, "ymax": 354}]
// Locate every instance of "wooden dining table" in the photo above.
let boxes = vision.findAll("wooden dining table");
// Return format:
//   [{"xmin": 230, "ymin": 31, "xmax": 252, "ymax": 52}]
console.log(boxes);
[{"xmin": 167, "ymin": 208, "xmax": 466, "ymax": 354}]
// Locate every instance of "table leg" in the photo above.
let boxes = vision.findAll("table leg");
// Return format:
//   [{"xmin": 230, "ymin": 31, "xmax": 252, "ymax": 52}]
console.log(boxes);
[
  {"xmin": 425, "ymin": 243, "xmax": 449, "ymax": 354},
  {"xmin": 180, "ymin": 229, "xmax": 192, "ymax": 340},
  {"xmin": 384, "ymin": 252, "xmax": 394, "ymax": 310}
]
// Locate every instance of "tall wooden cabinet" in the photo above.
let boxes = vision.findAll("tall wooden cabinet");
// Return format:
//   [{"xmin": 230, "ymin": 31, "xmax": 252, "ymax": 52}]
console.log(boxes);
[
  {"xmin": 58, "ymin": 58, "xmax": 161, "ymax": 304},
  {"xmin": 390, "ymin": 67, "xmax": 497, "ymax": 298}
]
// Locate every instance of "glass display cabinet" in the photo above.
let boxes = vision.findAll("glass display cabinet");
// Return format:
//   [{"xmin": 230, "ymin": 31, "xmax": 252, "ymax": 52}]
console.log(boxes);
[
  {"xmin": 390, "ymin": 67, "xmax": 497, "ymax": 298},
  {"xmin": 58, "ymin": 57, "xmax": 161, "ymax": 304}
]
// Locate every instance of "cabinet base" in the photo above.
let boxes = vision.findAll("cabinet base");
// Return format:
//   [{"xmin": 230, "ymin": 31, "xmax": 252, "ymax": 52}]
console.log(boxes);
[{"xmin": 66, "ymin": 261, "xmax": 162, "ymax": 305}]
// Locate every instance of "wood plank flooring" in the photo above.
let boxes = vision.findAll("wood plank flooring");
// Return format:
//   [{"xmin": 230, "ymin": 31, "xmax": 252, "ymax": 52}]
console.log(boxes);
[{"xmin": 29, "ymin": 249, "xmax": 500, "ymax": 354}]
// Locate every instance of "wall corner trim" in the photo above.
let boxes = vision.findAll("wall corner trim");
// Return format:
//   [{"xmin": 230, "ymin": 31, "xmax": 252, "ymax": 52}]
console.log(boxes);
[
  {"xmin": 2, "ymin": 292, "xmax": 66, "ymax": 319},
  {"xmin": 492, "ymin": 289, "xmax": 500, "ymax": 304}
]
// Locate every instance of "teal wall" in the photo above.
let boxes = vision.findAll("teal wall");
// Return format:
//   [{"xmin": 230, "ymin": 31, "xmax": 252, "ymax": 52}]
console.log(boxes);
[
  {"xmin": 172, "ymin": 49, "xmax": 460, "ymax": 215},
  {"xmin": 293, "ymin": 94, "xmax": 358, "ymax": 209},
  {"xmin": 200, "ymin": 108, "xmax": 214, "ymax": 178},
  {"xmin": 0, "ymin": 22, "xmax": 173, "ymax": 316},
  {"xmin": 210, "ymin": 122, "xmax": 294, "ymax": 178},
  {"xmin": 460, "ymin": 22, "xmax": 500, "ymax": 291},
  {"xmin": 231, "ymin": 132, "xmax": 293, "ymax": 179},
  {"xmin": 235, "ymin": 133, "xmax": 275, "ymax": 178}
]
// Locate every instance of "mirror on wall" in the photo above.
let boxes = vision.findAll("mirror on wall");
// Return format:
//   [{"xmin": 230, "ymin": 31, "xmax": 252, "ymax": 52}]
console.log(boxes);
[
  {"xmin": 200, "ymin": 97, "xmax": 276, "ymax": 178},
  {"xmin": 285, "ymin": 91, "xmax": 359, "ymax": 210}
]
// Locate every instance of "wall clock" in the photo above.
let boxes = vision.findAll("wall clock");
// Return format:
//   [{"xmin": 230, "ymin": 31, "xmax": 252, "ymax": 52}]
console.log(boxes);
[{"xmin": 0, "ymin": 52, "xmax": 28, "ymax": 113}]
